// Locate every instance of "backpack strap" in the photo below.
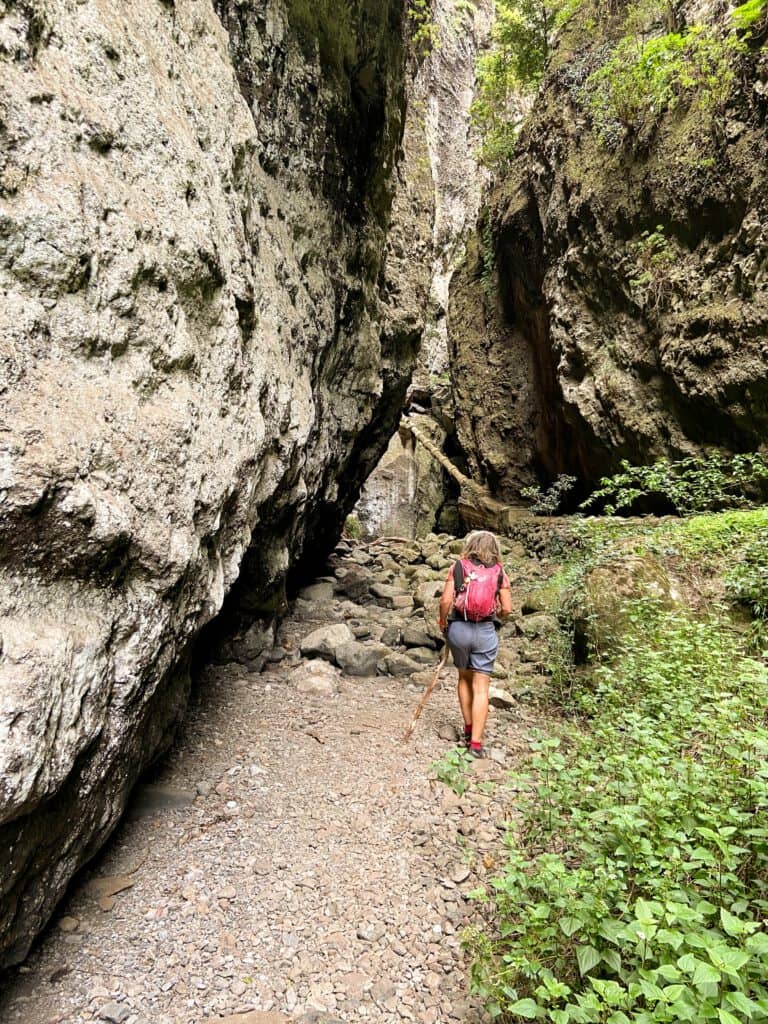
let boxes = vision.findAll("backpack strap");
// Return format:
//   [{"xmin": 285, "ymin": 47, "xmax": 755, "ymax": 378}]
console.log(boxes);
[{"xmin": 453, "ymin": 560, "xmax": 464, "ymax": 591}]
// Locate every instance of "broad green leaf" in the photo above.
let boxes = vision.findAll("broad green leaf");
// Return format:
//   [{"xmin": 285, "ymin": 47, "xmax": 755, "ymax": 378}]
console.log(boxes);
[
  {"xmin": 726, "ymin": 990, "xmax": 757, "ymax": 1018},
  {"xmin": 560, "ymin": 916, "xmax": 583, "ymax": 937},
  {"xmin": 507, "ymin": 998, "xmax": 541, "ymax": 1019},
  {"xmin": 577, "ymin": 945, "xmax": 602, "ymax": 977},
  {"xmin": 692, "ymin": 959, "xmax": 720, "ymax": 987},
  {"xmin": 717, "ymin": 1010, "xmax": 740, "ymax": 1024},
  {"xmin": 720, "ymin": 908, "xmax": 746, "ymax": 936}
]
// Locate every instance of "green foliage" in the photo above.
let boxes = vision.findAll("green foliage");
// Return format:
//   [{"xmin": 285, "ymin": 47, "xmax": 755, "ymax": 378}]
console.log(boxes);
[
  {"xmin": 582, "ymin": 452, "xmax": 768, "ymax": 516},
  {"xmin": 408, "ymin": 0, "xmax": 440, "ymax": 56},
  {"xmin": 732, "ymin": 0, "xmax": 768, "ymax": 34},
  {"xmin": 587, "ymin": 24, "xmax": 744, "ymax": 141},
  {"xmin": 468, "ymin": 519, "xmax": 768, "ymax": 1023},
  {"xmin": 627, "ymin": 225, "xmax": 677, "ymax": 312},
  {"xmin": 431, "ymin": 746, "xmax": 473, "ymax": 794},
  {"xmin": 480, "ymin": 213, "xmax": 497, "ymax": 299},
  {"xmin": 343, "ymin": 513, "xmax": 363, "ymax": 539},
  {"xmin": 522, "ymin": 475, "xmax": 578, "ymax": 516},
  {"xmin": 472, "ymin": 0, "xmax": 576, "ymax": 166}
]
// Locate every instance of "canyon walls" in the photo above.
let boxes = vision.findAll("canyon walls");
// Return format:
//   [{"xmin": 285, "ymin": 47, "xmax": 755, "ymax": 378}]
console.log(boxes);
[{"xmin": 0, "ymin": 0, "xmax": 427, "ymax": 965}]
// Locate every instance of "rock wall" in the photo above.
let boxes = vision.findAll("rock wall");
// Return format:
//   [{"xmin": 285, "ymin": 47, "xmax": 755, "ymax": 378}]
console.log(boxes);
[
  {"xmin": 0, "ymin": 0, "xmax": 423, "ymax": 966},
  {"xmin": 355, "ymin": 0, "xmax": 492, "ymax": 535},
  {"xmin": 450, "ymin": 3, "xmax": 768, "ymax": 498}
]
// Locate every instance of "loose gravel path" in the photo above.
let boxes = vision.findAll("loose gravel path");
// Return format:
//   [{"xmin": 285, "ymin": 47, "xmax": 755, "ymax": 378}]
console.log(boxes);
[{"xmin": 1, "ymin": 544, "xmax": 543, "ymax": 1024}]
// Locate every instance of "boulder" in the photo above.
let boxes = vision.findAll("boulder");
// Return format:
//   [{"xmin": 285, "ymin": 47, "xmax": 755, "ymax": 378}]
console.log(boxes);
[
  {"xmin": 298, "ymin": 582, "xmax": 335, "ymax": 603},
  {"xmin": 414, "ymin": 580, "xmax": 443, "ymax": 608},
  {"xmin": 370, "ymin": 582, "xmax": 411, "ymax": 608},
  {"xmin": 379, "ymin": 653, "xmax": 422, "ymax": 677},
  {"xmin": 335, "ymin": 641, "xmax": 390, "ymax": 677},
  {"xmin": 291, "ymin": 660, "xmax": 341, "ymax": 696},
  {"xmin": 402, "ymin": 618, "xmax": 439, "ymax": 649},
  {"xmin": 299, "ymin": 624, "xmax": 354, "ymax": 663}
]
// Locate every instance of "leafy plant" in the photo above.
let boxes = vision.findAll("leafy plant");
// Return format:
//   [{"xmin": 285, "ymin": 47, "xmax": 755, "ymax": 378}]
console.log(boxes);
[
  {"xmin": 582, "ymin": 452, "xmax": 768, "ymax": 516},
  {"xmin": 732, "ymin": 0, "xmax": 768, "ymax": 35},
  {"xmin": 467, "ymin": 518, "xmax": 768, "ymax": 1023},
  {"xmin": 627, "ymin": 225, "xmax": 677, "ymax": 312},
  {"xmin": 587, "ymin": 24, "xmax": 744, "ymax": 141},
  {"xmin": 522, "ymin": 475, "xmax": 578, "ymax": 516},
  {"xmin": 432, "ymin": 746, "xmax": 474, "ymax": 794},
  {"xmin": 343, "ymin": 513, "xmax": 363, "ymax": 539},
  {"xmin": 471, "ymin": 0, "xmax": 575, "ymax": 166},
  {"xmin": 408, "ymin": 0, "xmax": 440, "ymax": 56}
]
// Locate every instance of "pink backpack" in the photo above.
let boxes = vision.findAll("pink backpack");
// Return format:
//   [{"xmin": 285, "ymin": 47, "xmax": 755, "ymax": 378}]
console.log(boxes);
[{"xmin": 453, "ymin": 559, "xmax": 503, "ymax": 621}]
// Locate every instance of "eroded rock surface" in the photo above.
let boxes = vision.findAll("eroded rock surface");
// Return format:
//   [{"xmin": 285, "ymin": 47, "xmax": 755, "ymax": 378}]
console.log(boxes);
[
  {"xmin": 0, "ymin": 0, "xmax": 428, "ymax": 965},
  {"xmin": 450, "ymin": 4, "xmax": 768, "ymax": 498}
]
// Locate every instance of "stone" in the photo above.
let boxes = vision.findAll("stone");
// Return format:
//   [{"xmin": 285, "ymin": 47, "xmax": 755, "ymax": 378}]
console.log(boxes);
[
  {"xmin": 203, "ymin": 1014, "xmax": 290, "ymax": 1024},
  {"xmin": 414, "ymin": 581, "xmax": 443, "ymax": 608},
  {"xmin": 57, "ymin": 916, "xmax": 80, "ymax": 933},
  {"xmin": 290, "ymin": 660, "xmax": 341, "ymax": 696},
  {"xmin": 518, "ymin": 614, "xmax": 556, "ymax": 639},
  {"xmin": 401, "ymin": 619, "xmax": 439, "ymax": 649},
  {"xmin": 299, "ymin": 582, "xmax": 335, "ymax": 602},
  {"xmin": 98, "ymin": 1003, "xmax": 131, "ymax": 1024},
  {"xmin": 379, "ymin": 653, "xmax": 422, "ymax": 677},
  {"xmin": 335, "ymin": 641, "xmax": 390, "ymax": 677},
  {"xmin": 299, "ymin": 624, "xmax": 354, "ymax": 663},
  {"xmin": 489, "ymin": 686, "xmax": 517, "ymax": 709},
  {"xmin": 370, "ymin": 583, "xmax": 410, "ymax": 608},
  {"xmin": 380, "ymin": 624, "xmax": 402, "ymax": 647}
]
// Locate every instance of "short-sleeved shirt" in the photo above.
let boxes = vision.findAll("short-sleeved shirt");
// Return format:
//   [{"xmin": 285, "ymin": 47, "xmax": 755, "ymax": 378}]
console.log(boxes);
[{"xmin": 446, "ymin": 557, "xmax": 510, "ymax": 626}]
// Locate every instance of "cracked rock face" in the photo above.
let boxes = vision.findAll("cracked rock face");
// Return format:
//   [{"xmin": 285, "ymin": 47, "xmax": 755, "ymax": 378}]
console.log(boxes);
[
  {"xmin": 0, "ymin": 0, "xmax": 426, "ymax": 965},
  {"xmin": 450, "ymin": 3, "xmax": 768, "ymax": 499}
]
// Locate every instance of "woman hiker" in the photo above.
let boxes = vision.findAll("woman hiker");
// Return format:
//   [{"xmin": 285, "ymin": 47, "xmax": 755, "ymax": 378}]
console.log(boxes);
[{"xmin": 437, "ymin": 530, "xmax": 513, "ymax": 759}]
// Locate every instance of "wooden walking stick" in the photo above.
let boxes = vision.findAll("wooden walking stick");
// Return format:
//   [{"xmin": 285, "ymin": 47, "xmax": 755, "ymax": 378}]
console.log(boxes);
[{"xmin": 402, "ymin": 644, "xmax": 450, "ymax": 743}]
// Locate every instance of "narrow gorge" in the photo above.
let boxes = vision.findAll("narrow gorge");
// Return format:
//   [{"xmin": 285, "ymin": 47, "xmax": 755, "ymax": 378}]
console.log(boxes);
[{"xmin": 1, "ymin": 0, "xmax": 768, "ymax": 1020}]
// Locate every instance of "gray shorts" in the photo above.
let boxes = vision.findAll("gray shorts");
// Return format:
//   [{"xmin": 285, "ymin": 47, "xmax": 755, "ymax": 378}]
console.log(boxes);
[{"xmin": 446, "ymin": 619, "xmax": 499, "ymax": 674}]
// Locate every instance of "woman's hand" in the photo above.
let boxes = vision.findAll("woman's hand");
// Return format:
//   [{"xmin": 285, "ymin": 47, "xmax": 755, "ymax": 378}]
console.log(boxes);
[{"xmin": 438, "ymin": 616, "xmax": 448, "ymax": 633}]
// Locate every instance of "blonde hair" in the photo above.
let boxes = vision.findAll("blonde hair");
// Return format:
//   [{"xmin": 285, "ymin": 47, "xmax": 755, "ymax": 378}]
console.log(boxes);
[{"xmin": 460, "ymin": 530, "xmax": 502, "ymax": 567}]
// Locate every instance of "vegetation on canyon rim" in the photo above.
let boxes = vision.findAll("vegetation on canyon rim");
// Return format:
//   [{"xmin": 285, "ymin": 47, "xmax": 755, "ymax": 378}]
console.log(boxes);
[{"xmin": 472, "ymin": 0, "xmax": 768, "ymax": 165}]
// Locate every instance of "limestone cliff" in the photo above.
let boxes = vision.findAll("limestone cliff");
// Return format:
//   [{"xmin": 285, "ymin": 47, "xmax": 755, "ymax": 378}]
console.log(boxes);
[
  {"xmin": 0, "ymin": 0, "xmax": 425, "ymax": 965},
  {"xmin": 450, "ymin": 3, "xmax": 768, "ymax": 500}
]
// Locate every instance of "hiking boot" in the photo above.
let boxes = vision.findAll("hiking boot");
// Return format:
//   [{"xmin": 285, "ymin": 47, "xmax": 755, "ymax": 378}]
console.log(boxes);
[{"xmin": 469, "ymin": 744, "xmax": 483, "ymax": 759}]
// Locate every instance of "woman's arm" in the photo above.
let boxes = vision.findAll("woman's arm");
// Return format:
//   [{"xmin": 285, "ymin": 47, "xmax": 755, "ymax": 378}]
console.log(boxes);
[
  {"xmin": 438, "ymin": 577, "xmax": 455, "ymax": 632},
  {"xmin": 497, "ymin": 586, "xmax": 513, "ymax": 620}
]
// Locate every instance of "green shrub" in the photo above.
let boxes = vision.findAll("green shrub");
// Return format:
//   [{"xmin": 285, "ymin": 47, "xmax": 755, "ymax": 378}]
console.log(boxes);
[
  {"xmin": 343, "ymin": 513, "xmax": 363, "ymax": 539},
  {"xmin": 732, "ymin": 0, "xmax": 768, "ymax": 34},
  {"xmin": 471, "ymin": 0, "xmax": 578, "ymax": 166},
  {"xmin": 467, "ymin": 550, "xmax": 768, "ymax": 1023},
  {"xmin": 522, "ymin": 475, "xmax": 579, "ymax": 516},
  {"xmin": 581, "ymin": 453, "xmax": 768, "ymax": 516},
  {"xmin": 587, "ymin": 25, "xmax": 744, "ymax": 140},
  {"xmin": 627, "ymin": 225, "xmax": 677, "ymax": 311}
]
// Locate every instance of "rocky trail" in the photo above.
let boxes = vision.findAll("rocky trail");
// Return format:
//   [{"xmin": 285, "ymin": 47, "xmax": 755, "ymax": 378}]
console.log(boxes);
[{"xmin": 0, "ymin": 535, "xmax": 554, "ymax": 1024}]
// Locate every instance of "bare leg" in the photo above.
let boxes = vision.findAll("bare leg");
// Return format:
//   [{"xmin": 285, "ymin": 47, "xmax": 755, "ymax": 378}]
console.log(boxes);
[
  {"xmin": 470, "ymin": 672, "xmax": 490, "ymax": 745},
  {"xmin": 457, "ymin": 669, "xmax": 473, "ymax": 728}
]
